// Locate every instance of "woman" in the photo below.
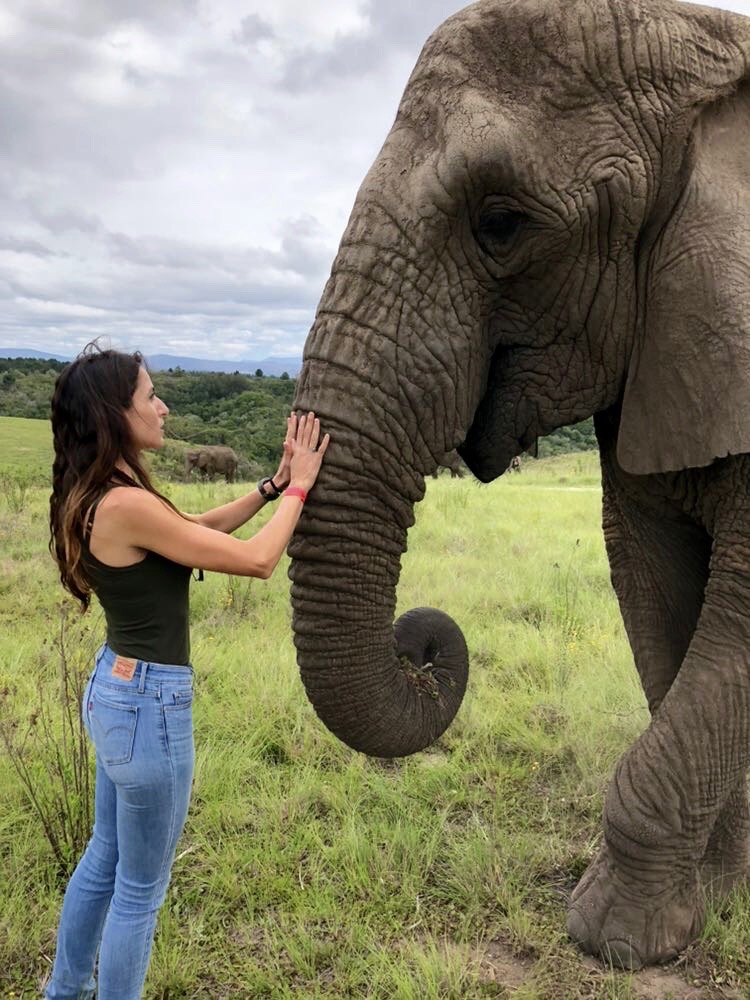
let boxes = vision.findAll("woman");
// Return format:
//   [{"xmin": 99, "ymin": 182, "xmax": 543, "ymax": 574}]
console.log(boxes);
[{"xmin": 45, "ymin": 343, "xmax": 328, "ymax": 1000}]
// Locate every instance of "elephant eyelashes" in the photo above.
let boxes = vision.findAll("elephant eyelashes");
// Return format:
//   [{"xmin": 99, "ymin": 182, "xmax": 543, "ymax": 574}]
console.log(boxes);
[{"xmin": 475, "ymin": 207, "xmax": 525, "ymax": 255}]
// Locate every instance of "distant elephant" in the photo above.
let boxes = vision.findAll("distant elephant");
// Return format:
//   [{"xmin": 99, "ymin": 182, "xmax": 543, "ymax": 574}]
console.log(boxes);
[
  {"xmin": 430, "ymin": 451, "xmax": 465, "ymax": 479},
  {"xmin": 508, "ymin": 456, "xmax": 522, "ymax": 474},
  {"xmin": 185, "ymin": 445, "xmax": 238, "ymax": 483},
  {"xmin": 288, "ymin": 0, "xmax": 750, "ymax": 970}
]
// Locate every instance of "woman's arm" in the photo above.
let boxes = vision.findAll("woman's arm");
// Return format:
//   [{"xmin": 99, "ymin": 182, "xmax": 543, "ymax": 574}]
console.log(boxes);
[
  {"xmin": 111, "ymin": 414, "xmax": 328, "ymax": 577},
  {"xmin": 112, "ymin": 490, "xmax": 299, "ymax": 577},
  {"xmin": 188, "ymin": 486, "xmax": 271, "ymax": 533}
]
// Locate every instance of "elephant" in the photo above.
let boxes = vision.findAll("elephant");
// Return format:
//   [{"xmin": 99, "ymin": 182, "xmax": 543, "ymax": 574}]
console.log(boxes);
[
  {"xmin": 287, "ymin": 0, "xmax": 750, "ymax": 972},
  {"xmin": 185, "ymin": 445, "xmax": 238, "ymax": 483},
  {"xmin": 431, "ymin": 450, "xmax": 466, "ymax": 478},
  {"xmin": 508, "ymin": 455, "xmax": 522, "ymax": 474}
]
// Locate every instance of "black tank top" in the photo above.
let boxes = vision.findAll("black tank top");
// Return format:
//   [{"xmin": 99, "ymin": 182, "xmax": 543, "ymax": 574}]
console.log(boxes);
[{"xmin": 82, "ymin": 489, "xmax": 192, "ymax": 665}]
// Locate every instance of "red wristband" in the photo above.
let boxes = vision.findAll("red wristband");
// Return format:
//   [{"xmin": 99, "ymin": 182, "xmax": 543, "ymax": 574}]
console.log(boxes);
[{"xmin": 285, "ymin": 487, "xmax": 307, "ymax": 503}]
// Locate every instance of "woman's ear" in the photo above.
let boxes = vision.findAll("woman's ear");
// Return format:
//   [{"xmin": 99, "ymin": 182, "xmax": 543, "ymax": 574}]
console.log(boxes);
[{"xmin": 617, "ymin": 12, "xmax": 750, "ymax": 476}]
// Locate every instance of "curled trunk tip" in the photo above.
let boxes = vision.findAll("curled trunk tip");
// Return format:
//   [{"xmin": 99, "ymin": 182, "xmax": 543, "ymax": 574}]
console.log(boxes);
[{"xmin": 298, "ymin": 605, "xmax": 469, "ymax": 759}]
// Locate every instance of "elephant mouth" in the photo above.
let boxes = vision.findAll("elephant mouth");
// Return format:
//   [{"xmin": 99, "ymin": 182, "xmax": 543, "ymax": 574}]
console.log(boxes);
[
  {"xmin": 458, "ymin": 341, "xmax": 541, "ymax": 480},
  {"xmin": 459, "ymin": 427, "xmax": 536, "ymax": 480}
]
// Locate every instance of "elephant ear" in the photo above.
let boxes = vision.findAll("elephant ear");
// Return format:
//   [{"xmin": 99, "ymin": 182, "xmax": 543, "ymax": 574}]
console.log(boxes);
[{"xmin": 616, "ymin": 8, "xmax": 750, "ymax": 475}]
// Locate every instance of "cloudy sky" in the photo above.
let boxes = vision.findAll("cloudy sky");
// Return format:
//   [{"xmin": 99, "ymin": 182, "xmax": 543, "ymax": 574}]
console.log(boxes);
[{"xmin": 1, "ymin": 0, "xmax": 748, "ymax": 362}]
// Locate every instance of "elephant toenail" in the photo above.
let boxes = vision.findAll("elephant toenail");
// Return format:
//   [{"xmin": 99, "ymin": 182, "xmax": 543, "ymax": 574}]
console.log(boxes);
[
  {"xmin": 601, "ymin": 938, "xmax": 643, "ymax": 971},
  {"xmin": 566, "ymin": 907, "xmax": 593, "ymax": 949}
]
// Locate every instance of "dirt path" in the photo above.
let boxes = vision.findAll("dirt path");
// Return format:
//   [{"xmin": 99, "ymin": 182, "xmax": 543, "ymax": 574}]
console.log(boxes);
[{"xmin": 473, "ymin": 941, "xmax": 742, "ymax": 998}]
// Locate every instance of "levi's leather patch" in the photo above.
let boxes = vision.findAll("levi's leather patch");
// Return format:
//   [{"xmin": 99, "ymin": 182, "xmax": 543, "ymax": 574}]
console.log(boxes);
[{"xmin": 112, "ymin": 655, "xmax": 137, "ymax": 681}]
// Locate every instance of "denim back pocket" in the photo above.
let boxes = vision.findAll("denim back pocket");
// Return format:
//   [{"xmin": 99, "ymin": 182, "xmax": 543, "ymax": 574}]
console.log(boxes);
[{"xmin": 90, "ymin": 692, "xmax": 138, "ymax": 765}]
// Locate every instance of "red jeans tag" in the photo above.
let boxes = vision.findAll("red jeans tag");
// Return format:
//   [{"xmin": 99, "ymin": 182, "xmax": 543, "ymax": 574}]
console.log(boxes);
[{"xmin": 112, "ymin": 655, "xmax": 137, "ymax": 681}]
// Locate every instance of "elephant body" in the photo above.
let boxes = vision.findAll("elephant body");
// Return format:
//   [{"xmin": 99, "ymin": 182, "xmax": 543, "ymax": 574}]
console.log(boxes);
[
  {"xmin": 185, "ymin": 445, "xmax": 238, "ymax": 483},
  {"xmin": 288, "ymin": 0, "xmax": 750, "ymax": 970}
]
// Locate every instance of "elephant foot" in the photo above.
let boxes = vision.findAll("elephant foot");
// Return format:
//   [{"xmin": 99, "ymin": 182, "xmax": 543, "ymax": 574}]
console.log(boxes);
[{"xmin": 567, "ymin": 843, "xmax": 704, "ymax": 970}]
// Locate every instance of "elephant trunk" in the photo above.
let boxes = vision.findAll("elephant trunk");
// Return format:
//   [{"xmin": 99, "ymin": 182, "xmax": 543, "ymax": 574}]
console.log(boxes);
[{"xmin": 289, "ymin": 359, "xmax": 468, "ymax": 758}]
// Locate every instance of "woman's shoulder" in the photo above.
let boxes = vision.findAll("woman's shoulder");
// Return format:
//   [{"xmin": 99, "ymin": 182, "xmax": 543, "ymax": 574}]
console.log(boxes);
[
  {"xmin": 98, "ymin": 485, "xmax": 174, "ymax": 523},
  {"xmin": 91, "ymin": 486, "xmax": 185, "ymax": 558}
]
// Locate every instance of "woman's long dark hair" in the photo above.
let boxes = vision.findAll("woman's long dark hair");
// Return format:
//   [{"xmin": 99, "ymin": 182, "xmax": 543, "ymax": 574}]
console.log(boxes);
[{"xmin": 49, "ymin": 342, "xmax": 177, "ymax": 611}]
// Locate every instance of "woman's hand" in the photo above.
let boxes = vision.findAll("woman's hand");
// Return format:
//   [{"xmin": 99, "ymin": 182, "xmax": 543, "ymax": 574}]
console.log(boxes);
[
  {"xmin": 288, "ymin": 411, "xmax": 330, "ymax": 491},
  {"xmin": 272, "ymin": 413, "xmax": 296, "ymax": 489}
]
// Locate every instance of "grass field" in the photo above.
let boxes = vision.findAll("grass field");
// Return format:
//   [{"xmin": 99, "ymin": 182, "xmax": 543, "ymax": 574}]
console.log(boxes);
[
  {"xmin": 0, "ymin": 416, "xmax": 54, "ymax": 477},
  {"xmin": 0, "ymin": 418, "xmax": 748, "ymax": 999}
]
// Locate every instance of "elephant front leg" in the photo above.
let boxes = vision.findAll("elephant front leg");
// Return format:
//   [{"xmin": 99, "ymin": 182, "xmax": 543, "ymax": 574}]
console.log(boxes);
[
  {"xmin": 595, "ymin": 449, "xmax": 749, "ymax": 895},
  {"xmin": 568, "ymin": 440, "xmax": 748, "ymax": 967},
  {"xmin": 567, "ymin": 461, "xmax": 707, "ymax": 967},
  {"xmin": 569, "ymin": 509, "xmax": 750, "ymax": 967}
]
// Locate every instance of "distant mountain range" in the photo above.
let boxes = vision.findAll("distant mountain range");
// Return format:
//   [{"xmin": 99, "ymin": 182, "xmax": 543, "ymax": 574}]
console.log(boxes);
[
  {"xmin": 0, "ymin": 348, "xmax": 70, "ymax": 362},
  {"xmin": 0, "ymin": 347, "xmax": 303, "ymax": 377}
]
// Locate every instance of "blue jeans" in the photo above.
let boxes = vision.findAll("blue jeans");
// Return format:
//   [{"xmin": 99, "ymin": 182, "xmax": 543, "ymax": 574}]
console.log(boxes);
[{"xmin": 45, "ymin": 644, "xmax": 195, "ymax": 1000}]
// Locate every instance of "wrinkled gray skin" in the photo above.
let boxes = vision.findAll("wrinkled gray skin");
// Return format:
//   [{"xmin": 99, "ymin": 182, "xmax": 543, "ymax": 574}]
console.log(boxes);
[
  {"xmin": 185, "ymin": 445, "xmax": 238, "ymax": 483},
  {"xmin": 288, "ymin": 0, "xmax": 750, "ymax": 969}
]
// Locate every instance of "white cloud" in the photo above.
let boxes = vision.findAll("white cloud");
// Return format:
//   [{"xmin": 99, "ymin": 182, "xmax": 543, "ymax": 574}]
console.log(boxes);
[{"xmin": 0, "ymin": 0, "xmax": 747, "ymax": 360}]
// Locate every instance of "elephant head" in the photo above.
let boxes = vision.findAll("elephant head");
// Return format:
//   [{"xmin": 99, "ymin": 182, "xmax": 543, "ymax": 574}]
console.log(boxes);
[
  {"xmin": 185, "ymin": 449, "xmax": 201, "ymax": 479},
  {"xmin": 289, "ymin": 0, "xmax": 750, "ymax": 758}
]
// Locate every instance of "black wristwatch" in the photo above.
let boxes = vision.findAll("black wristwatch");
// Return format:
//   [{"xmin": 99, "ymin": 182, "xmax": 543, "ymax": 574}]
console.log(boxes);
[{"xmin": 257, "ymin": 476, "xmax": 283, "ymax": 502}]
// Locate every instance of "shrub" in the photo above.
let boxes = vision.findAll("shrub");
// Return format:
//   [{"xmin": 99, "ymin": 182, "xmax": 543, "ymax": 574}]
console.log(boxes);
[{"xmin": 0, "ymin": 604, "xmax": 96, "ymax": 878}]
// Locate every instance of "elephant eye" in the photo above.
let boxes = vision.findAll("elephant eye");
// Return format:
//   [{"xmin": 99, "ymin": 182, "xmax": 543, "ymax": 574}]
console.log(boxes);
[{"xmin": 476, "ymin": 205, "xmax": 525, "ymax": 255}]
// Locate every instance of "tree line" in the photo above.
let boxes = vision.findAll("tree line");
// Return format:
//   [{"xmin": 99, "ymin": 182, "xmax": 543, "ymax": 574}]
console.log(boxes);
[{"xmin": 0, "ymin": 357, "xmax": 596, "ymax": 478}]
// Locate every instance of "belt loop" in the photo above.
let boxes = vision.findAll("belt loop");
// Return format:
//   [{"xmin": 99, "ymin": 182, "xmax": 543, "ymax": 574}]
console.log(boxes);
[{"xmin": 138, "ymin": 661, "xmax": 148, "ymax": 693}]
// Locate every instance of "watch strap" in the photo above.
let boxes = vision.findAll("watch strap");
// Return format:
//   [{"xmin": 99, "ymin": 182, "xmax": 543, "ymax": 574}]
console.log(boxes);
[{"xmin": 257, "ymin": 476, "xmax": 283, "ymax": 502}]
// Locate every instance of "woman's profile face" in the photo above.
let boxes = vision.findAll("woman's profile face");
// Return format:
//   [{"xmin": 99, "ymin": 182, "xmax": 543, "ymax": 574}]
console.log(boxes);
[{"xmin": 124, "ymin": 366, "xmax": 169, "ymax": 452}]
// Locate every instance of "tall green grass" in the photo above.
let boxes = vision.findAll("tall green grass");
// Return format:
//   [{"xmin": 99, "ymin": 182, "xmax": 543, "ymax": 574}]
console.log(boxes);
[
  {"xmin": 0, "ymin": 416, "xmax": 54, "ymax": 475},
  {"xmin": 0, "ymin": 435, "xmax": 747, "ymax": 998}
]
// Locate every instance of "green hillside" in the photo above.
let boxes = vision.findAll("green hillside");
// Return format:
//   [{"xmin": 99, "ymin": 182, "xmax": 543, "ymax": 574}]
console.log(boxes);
[
  {"xmin": 0, "ymin": 357, "xmax": 597, "ymax": 480},
  {"xmin": 0, "ymin": 359, "xmax": 295, "ymax": 477},
  {"xmin": 0, "ymin": 417, "xmax": 208, "ymax": 489}
]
